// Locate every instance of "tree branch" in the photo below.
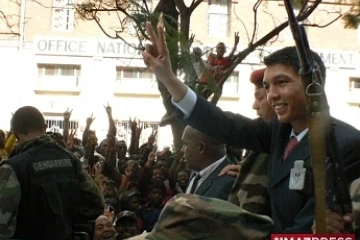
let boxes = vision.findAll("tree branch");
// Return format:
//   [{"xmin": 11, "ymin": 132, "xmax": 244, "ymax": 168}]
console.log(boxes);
[
  {"xmin": 303, "ymin": 12, "xmax": 347, "ymax": 28},
  {"xmin": 0, "ymin": 32, "xmax": 20, "ymax": 35},
  {"xmin": 299, "ymin": 0, "xmax": 310, "ymax": 14},
  {"xmin": 190, "ymin": 0, "xmax": 203, "ymax": 12},
  {"xmin": 0, "ymin": 11, "xmax": 19, "ymax": 35},
  {"xmin": 233, "ymin": 6, "xmax": 250, "ymax": 43},
  {"xmin": 210, "ymin": 0, "xmax": 323, "ymax": 105},
  {"xmin": 174, "ymin": 0, "xmax": 188, "ymax": 12},
  {"xmin": 250, "ymin": 0, "xmax": 262, "ymax": 45}
]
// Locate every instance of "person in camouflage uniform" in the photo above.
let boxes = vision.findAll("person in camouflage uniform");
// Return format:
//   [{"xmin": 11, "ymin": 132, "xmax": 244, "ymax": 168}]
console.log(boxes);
[
  {"xmin": 226, "ymin": 68, "xmax": 275, "ymax": 216},
  {"xmin": 128, "ymin": 193, "xmax": 274, "ymax": 240},
  {"xmin": 0, "ymin": 106, "xmax": 104, "ymax": 239},
  {"xmin": 351, "ymin": 178, "xmax": 360, "ymax": 236}
]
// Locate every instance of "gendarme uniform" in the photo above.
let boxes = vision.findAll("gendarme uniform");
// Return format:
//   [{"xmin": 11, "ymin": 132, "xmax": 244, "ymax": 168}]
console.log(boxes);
[{"xmin": 0, "ymin": 135, "xmax": 104, "ymax": 240}]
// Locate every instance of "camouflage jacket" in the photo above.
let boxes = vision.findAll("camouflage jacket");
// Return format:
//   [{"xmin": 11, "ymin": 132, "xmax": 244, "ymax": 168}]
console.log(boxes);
[
  {"xmin": 0, "ymin": 136, "xmax": 104, "ymax": 239},
  {"xmin": 142, "ymin": 194, "xmax": 274, "ymax": 240},
  {"xmin": 228, "ymin": 151, "xmax": 270, "ymax": 216},
  {"xmin": 350, "ymin": 178, "xmax": 360, "ymax": 233}
]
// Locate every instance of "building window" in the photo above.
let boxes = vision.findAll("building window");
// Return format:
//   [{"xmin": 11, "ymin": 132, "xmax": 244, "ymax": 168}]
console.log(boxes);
[
  {"xmin": 208, "ymin": 0, "xmax": 230, "ymax": 38},
  {"xmin": 51, "ymin": 0, "xmax": 75, "ymax": 31},
  {"xmin": 349, "ymin": 77, "xmax": 360, "ymax": 91},
  {"xmin": 116, "ymin": 66, "xmax": 157, "ymax": 92},
  {"xmin": 222, "ymin": 71, "xmax": 239, "ymax": 95},
  {"xmin": 128, "ymin": 0, "xmax": 152, "ymax": 35},
  {"xmin": 37, "ymin": 64, "xmax": 81, "ymax": 89},
  {"xmin": 116, "ymin": 120, "xmax": 158, "ymax": 145},
  {"xmin": 45, "ymin": 119, "xmax": 79, "ymax": 132}
]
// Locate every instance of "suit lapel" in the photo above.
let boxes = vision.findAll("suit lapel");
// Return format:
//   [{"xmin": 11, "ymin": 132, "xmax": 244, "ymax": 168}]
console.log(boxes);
[
  {"xmin": 195, "ymin": 158, "xmax": 229, "ymax": 195},
  {"xmin": 269, "ymin": 125, "xmax": 311, "ymax": 190}
]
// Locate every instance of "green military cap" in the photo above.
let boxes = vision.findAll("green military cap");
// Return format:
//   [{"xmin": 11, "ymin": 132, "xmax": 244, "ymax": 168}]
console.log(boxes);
[{"xmin": 127, "ymin": 193, "xmax": 274, "ymax": 240}]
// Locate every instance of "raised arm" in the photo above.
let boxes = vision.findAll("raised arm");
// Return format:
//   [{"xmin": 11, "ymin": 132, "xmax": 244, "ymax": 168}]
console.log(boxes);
[
  {"xmin": 63, "ymin": 108, "xmax": 72, "ymax": 143},
  {"xmin": 104, "ymin": 104, "xmax": 116, "ymax": 138},
  {"xmin": 142, "ymin": 21, "xmax": 188, "ymax": 102},
  {"xmin": 82, "ymin": 114, "xmax": 95, "ymax": 147},
  {"xmin": 142, "ymin": 20, "xmax": 271, "ymax": 152},
  {"xmin": 227, "ymin": 32, "xmax": 240, "ymax": 60}
]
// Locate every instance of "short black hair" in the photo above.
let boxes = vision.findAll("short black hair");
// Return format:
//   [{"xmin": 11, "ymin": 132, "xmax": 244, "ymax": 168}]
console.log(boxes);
[
  {"xmin": 263, "ymin": 46, "xmax": 326, "ymax": 86},
  {"xmin": 12, "ymin": 106, "xmax": 45, "ymax": 134}
]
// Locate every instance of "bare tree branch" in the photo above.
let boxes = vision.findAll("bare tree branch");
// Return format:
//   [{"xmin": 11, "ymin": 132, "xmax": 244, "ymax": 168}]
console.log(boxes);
[
  {"xmin": 190, "ymin": 0, "xmax": 203, "ymax": 12},
  {"xmin": 0, "ymin": 32, "xmax": 20, "ymax": 35},
  {"xmin": 210, "ymin": 0, "xmax": 323, "ymax": 105},
  {"xmin": 261, "ymin": 8, "xmax": 281, "ymax": 45},
  {"xmin": 0, "ymin": 10, "xmax": 20, "ymax": 35},
  {"xmin": 174, "ymin": 0, "xmax": 188, "ymax": 12},
  {"xmin": 303, "ymin": 11, "xmax": 347, "ymax": 28},
  {"xmin": 250, "ymin": 0, "xmax": 262, "ymax": 45},
  {"xmin": 142, "ymin": 0, "xmax": 150, "ymax": 12},
  {"xmin": 299, "ymin": 0, "xmax": 310, "ymax": 14},
  {"xmin": 233, "ymin": 7, "xmax": 251, "ymax": 43}
]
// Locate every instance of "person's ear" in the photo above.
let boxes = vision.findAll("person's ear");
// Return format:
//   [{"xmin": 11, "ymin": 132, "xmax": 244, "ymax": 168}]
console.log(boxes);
[{"xmin": 198, "ymin": 141, "xmax": 206, "ymax": 155}]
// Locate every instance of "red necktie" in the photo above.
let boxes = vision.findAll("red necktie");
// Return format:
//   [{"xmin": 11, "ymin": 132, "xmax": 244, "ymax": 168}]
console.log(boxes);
[{"xmin": 283, "ymin": 136, "xmax": 298, "ymax": 160}]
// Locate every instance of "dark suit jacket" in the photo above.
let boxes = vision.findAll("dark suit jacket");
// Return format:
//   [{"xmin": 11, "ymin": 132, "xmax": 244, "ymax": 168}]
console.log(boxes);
[
  {"xmin": 193, "ymin": 158, "xmax": 235, "ymax": 201},
  {"xmin": 181, "ymin": 96, "xmax": 360, "ymax": 233}
]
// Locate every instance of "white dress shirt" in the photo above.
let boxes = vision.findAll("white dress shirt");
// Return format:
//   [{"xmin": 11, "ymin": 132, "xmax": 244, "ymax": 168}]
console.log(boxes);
[
  {"xmin": 186, "ymin": 155, "xmax": 227, "ymax": 194},
  {"xmin": 171, "ymin": 87, "xmax": 197, "ymax": 118},
  {"xmin": 290, "ymin": 128, "xmax": 308, "ymax": 142}
]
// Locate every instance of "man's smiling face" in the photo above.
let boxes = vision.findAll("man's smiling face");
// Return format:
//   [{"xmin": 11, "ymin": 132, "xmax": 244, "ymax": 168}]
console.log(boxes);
[{"xmin": 263, "ymin": 64, "xmax": 308, "ymax": 132}]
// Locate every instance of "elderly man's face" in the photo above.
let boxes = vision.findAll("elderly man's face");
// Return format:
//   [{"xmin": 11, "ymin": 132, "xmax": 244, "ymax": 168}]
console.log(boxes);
[
  {"xmin": 94, "ymin": 215, "xmax": 117, "ymax": 240},
  {"xmin": 181, "ymin": 129, "xmax": 201, "ymax": 171}
]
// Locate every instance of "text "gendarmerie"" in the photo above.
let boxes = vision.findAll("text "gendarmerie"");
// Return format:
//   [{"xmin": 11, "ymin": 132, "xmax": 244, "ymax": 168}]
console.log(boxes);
[{"xmin": 33, "ymin": 159, "xmax": 72, "ymax": 171}]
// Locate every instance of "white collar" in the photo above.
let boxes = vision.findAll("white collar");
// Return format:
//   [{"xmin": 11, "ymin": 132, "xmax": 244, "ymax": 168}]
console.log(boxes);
[{"xmin": 290, "ymin": 128, "xmax": 309, "ymax": 142}]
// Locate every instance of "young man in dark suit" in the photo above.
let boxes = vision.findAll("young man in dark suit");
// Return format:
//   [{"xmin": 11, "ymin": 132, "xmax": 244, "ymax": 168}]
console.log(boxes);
[{"xmin": 142, "ymin": 21, "xmax": 360, "ymax": 233}]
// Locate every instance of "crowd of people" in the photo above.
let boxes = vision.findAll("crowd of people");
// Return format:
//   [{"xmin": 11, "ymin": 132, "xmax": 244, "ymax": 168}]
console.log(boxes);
[{"xmin": 0, "ymin": 19, "xmax": 360, "ymax": 240}]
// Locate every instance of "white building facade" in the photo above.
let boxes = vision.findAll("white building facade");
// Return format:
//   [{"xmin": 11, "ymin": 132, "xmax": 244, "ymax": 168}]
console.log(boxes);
[{"xmin": 1, "ymin": 0, "xmax": 360, "ymax": 147}]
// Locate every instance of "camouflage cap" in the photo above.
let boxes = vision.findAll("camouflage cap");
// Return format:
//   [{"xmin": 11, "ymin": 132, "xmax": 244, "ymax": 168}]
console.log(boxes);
[{"xmin": 127, "ymin": 193, "xmax": 274, "ymax": 240}]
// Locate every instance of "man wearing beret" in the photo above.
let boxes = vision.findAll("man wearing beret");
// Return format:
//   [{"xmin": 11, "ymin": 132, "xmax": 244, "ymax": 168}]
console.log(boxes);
[{"xmin": 224, "ymin": 68, "xmax": 275, "ymax": 216}]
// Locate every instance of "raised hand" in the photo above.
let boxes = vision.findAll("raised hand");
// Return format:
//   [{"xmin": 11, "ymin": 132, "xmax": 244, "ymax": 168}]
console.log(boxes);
[
  {"xmin": 104, "ymin": 103, "xmax": 112, "ymax": 115},
  {"xmin": 129, "ymin": 117, "xmax": 137, "ymax": 130},
  {"xmin": 104, "ymin": 205, "xmax": 116, "ymax": 223},
  {"xmin": 66, "ymin": 128, "xmax": 77, "ymax": 150},
  {"xmin": 64, "ymin": 108, "xmax": 72, "ymax": 121},
  {"xmin": 234, "ymin": 32, "xmax": 240, "ymax": 45},
  {"xmin": 142, "ymin": 17, "xmax": 177, "ymax": 84},
  {"xmin": 86, "ymin": 113, "xmax": 96, "ymax": 126}
]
